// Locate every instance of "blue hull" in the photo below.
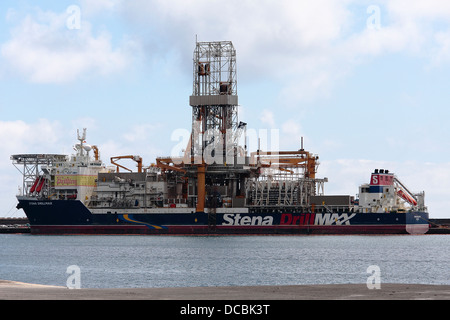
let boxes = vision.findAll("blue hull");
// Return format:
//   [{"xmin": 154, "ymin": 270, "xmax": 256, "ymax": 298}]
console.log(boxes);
[{"xmin": 18, "ymin": 199, "xmax": 430, "ymax": 235}]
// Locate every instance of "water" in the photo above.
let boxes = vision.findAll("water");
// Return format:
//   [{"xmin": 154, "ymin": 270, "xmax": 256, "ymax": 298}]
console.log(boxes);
[{"xmin": 0, "ymin": 234, "xmax": 448, "ymax": 288}]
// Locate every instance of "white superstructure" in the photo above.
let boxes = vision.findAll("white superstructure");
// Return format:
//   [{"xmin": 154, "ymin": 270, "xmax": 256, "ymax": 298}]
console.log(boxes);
[{"xmin": 358, "ymin": 169, "xmax": 426, "ymax": 213}]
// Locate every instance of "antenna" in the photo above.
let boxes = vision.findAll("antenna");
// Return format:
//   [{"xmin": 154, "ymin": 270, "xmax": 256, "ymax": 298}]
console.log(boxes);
[
  {"xmin": 76, "ymin": 128, "xmax": 87, "ymax": 156},
  {"xmin": 77, "ymin": 128, "xmax": 87, "ymax": 142}
]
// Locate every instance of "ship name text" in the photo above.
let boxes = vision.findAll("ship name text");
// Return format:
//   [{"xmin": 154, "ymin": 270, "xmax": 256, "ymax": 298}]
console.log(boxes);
[
  {"xmin": 222, "ymin": 214, "xmax": 274, "ymax": 226},
  {"xmin": 280, "ymin": 213, "xmax": 356, "ymax": 226},
  {"xmin": 29, "ymin": 202, "xmax": 53, "ymax": 206},
  {"xmin": 222, "ymin": 213, "xmax": 357, "ymax": 226}
]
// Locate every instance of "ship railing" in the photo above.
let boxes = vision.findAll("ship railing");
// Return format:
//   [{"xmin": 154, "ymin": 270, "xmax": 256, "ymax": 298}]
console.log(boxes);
[
  {"xmin": 313, "ymin": 205, "xmax": 354, "ymax": 214},
  {"xmin": 164, "ymin": 198, "xmax": 187, "ymax": 205},
  {"xmin": 245, "ymin": 204, "xmax": 354, "ymax": 214}
]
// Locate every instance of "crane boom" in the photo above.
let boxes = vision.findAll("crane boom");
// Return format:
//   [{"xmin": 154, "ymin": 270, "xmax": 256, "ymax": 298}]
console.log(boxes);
[{"xmin": 111, "ymin": 155, "xmax": 143, "ymax": 173}]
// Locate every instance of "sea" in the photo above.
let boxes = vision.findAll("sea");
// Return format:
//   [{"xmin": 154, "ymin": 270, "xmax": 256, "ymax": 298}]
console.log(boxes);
[{"xmin": 0, "ymin": 234, "xmax": 448, "ymax": 289}]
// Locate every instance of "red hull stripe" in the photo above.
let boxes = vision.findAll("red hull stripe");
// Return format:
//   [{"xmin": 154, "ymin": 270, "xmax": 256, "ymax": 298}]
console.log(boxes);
[{"xmin": 30, "ymin": 224, "xmax": 425, "ymax": 235}]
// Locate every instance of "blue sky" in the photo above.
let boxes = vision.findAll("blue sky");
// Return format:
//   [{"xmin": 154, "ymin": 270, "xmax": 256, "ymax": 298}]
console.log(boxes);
[{"xmin": 1, "ymin": 0, "xmax": 450, "ymax": 218}]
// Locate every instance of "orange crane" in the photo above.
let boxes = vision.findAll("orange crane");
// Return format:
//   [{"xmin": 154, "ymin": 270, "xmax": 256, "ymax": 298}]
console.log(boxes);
[
  {"xmin": 110, "ymin": 155, "xmax": 143, "ymax": 173},
  {"xmin": 92, "ymin": 145, "xmax": 100, "ymax": 161},
  {"xmin": 155, "ymin": 157, "xmax": 186, "ymax": 174},
  {"xmin": 250, "ymin": 150, "xmax": 319, "ymax": 179}
]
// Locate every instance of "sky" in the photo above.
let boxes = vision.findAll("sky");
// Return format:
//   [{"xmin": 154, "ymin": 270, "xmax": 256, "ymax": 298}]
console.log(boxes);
[{"xmin": 1, "ymin": 0, "xmax": 450, "ymax": 218}]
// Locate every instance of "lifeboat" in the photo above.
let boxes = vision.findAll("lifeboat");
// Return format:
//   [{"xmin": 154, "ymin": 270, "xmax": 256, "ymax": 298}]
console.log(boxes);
[
  {"xmin": 397, "ymin": 189, "xmax": 418, "ymax": 206},
  {"xmin": 36, "ymin": 177, "xmax": 46, "ymax": 193},
  {"xmin": 29, "ymin": 177, "xmax": 40, "ymax": 194}
]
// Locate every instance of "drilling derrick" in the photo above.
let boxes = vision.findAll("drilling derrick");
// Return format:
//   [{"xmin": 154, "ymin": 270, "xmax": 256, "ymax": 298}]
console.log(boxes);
[
  {"xmin": 190, "ymin": 41, "xmax": 240, "ymax": 164},
  {"xmin": 188, "ymin": 41, "xmax": 247, "ymax": 217}
]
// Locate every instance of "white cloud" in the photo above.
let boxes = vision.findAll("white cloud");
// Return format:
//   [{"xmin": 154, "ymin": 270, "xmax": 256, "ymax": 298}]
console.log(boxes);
[
  {"xmin": 259, "ymin": 109, "xmax": 276, "ymax": 128},
  {"xmin": 123, "ymin": 123, "xmax": 163, "ymax": 143},
  {"xmin": 79, "ymin": 0, "xmax": 120, "ymax": 16},
  {"xmin": 0, "ymin": 119, "xmax": 65, "ymax": 215},
  {"xmin": 345, "ymin": 0, "xmax": 450, "ymax": 63},
  {"xmin": 386, "ymin": 0, "xmax": 450, "ymax": 22},
  {"xmin": 430, "ymin": 31, "xmax": 450, "ymax": 67},
  {"xmin": 281, "ymin": 119, "xmax": 301, "ymax": 139},
  {"xmin": 0, "ymin": 119, "xmax": 64, "ymax": 160},
  {"xmin": 119, "ymin": 0, "xmax": 450, "ymax": 104},
  {"xmin": 1, "ymin": 7, "xmax": 137, "ymax": 84},
  {"xmin": 279, "ymin": 71, "xmax": 334, "ymax": 105},
  {"xmin": 4, "ymin": 1, "xmax": 449, "ymax": 92},
  {"xmin": 122, "ymin": 0, "xmax": 353, "ymax": 76}
]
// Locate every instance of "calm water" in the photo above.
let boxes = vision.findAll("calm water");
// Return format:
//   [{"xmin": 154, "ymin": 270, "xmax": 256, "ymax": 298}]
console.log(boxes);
[{"xmin": 0, "ymin": 234, "xmax": 448, "ymax": 288}]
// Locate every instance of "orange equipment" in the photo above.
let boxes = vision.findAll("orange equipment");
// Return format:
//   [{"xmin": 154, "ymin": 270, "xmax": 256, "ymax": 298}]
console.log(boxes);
[{"xmin": 111, "ymin": 155, "xmax": 143, "ymax": 173}]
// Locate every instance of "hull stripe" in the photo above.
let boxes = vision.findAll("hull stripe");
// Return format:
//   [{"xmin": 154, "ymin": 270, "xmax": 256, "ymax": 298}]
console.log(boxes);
[
  {"xmin": 30, "ymin": 224, "xmax": 426, "ymax": 235},
  {"xmin": 120, "ymin": 214, "xmax": 166, "ymax": 230}
]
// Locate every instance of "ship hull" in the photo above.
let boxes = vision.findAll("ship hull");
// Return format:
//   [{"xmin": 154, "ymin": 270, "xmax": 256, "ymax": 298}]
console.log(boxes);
[{"xmin": 18, "ymin": 199, "xmax": 430, "ymax": 235}]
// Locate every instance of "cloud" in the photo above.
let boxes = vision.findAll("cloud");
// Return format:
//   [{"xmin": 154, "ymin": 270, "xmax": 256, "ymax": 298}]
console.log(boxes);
[
  {"xmin": 386, "ymin": 0, "xmax": 450, "ymax": 22},
  {"xmin": 123, "ymin": 0, "xmax": 352, "ymax": 73},
  {"xmin": 281, "ymin": 119, "xmax": 302, "ymax": 141},
  {"xmin": 0, "ymin": 119, "xmax": 64, "ymax": 214},
  {"xmin": 0, "ymin": 119, "xmax": 64, "ymax": 157},
  {"xmin": 0, "ymin": 119, "xmax": 161, "ymax": 171},
  {"xmin": 119, "ymin": 0, "xmax": 450, "ymax": 105},
  {"xmin": 79, "ymin": 0, "xmax": 120, "ymax": 16},
  {"xmin": 4, "ymin": 1, "xmax": 449, "ymax": 91},
  {"xmin": 346, "ymin": 1, "xmax": 450, "ymax": 63},
  {"xmin": 259, "ymin": 109, "xmax": 276, "ymax": 128},
  {"xmin": 430, "ymin": 31, "xmax": 450, "ymax": 67},
  {"xmin": 1, "ymin": 7, "xmax": 137, "ymax": 84},
  {"xmin": 122, "ymin": 123, "xmax": 163, "ymax": 143}
]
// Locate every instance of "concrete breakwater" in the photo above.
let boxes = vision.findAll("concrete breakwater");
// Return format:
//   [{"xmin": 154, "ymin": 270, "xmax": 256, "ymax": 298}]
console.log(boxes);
[
  {"xmin": 0, "ymin": 218, "xmax": 30, "ymax": 233},
  {"xmin": 1, "ymin": 280, "xmax": 449, "ymax": 300}
]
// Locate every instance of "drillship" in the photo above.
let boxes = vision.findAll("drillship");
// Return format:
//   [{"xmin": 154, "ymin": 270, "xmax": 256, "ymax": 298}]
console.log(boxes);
[{"xmin": 11, "ymin": 41, "xmax": 429, "ymax": 235}]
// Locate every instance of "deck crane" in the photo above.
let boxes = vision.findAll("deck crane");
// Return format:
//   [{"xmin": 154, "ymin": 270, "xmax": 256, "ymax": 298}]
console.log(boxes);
[
  {"xmin": 394, "ymin": 177, "xmax": 418, "ymax": 206},
  {"xmin": 110, "ymin": 155, "xmax": 143, "ymax": 173}
]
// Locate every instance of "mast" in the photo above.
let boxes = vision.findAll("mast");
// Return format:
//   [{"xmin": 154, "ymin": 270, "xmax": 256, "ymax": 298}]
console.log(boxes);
[
  {"xmin": 189, "ymin": 41, "xmax": 242, "ymax": 212},
  {"xmin": 189, "ymin": 40, "xmax": 239, "ymax": 164}
]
